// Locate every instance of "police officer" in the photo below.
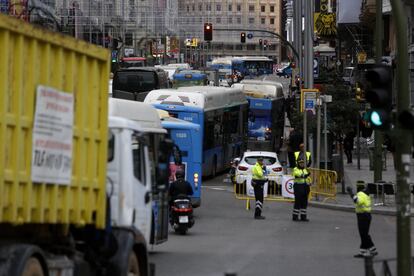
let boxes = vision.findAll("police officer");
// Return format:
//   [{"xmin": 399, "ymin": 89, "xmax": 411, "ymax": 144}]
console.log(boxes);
[
  {"xmin": 294, "ymin": 143, "xmax": 312, "ymax": 167},
  {"xmin": 346, "ymin": 185, "xmax": 378, "ymax": 258},
  {"xmin": 292, "ymin": 159, "xmax": 311, "ymax": 221},
  {"xmin": 252, "ymin": 157, "xmax": 267, "ymax": 219}
]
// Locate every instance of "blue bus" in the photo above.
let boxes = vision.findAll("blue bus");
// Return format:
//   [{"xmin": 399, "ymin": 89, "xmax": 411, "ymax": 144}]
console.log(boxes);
[
  {"xmin": 158, "ymin": 112, "xmax": 203, "ymax": 207},
  {"xmin": 172, "ymin": 70, "xmax": 207, "ymax": 88},
  {"xmin": 234, "ymin": 80, "xmax": 285, "ymax": 152},
  {"xmin": 211, "ymin": 56, "xmax": 274, "ymax": 80},
  {"xmin": 145, "ymin": 86, "xmax": 248, "ymax": 177}
]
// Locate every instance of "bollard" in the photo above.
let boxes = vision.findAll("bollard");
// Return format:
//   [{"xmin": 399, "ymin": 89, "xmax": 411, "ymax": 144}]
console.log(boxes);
[
  {"xmin": 364, "ymin": 257, "xmax": 375, "ymax": 276},
  {"xmin": 149, "ymin": 263, "xmax": 156, "ymax": 276}
]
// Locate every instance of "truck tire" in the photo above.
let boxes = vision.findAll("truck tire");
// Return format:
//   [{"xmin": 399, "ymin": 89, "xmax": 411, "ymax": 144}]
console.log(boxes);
[
  {"xmin": 0, "ymin": 244, "xmax": 47, "ymax": 276},
  {"xmin": 21, "ymin": 257, "xmax": 44, "ymax": 276},
  {"xmin": 107, "ymin": 229, "xmax": 147, "ymax": 276},
  {"xmin": 127, "ymin": 252, "xmax": 140, "ymax": 276}
]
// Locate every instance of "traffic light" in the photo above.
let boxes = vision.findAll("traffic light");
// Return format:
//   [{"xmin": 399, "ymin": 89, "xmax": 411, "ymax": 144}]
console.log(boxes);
[
  {"xmin": 259, "ymin": 39, "xmax": 263, "ymax": 46},
  {"xmin": 240, "ymin": 32, "xmax": 246, "ymax": 43},
  {"xmin": 398, "ymin": 110, "xmax": 414, "ymax": 129},
  {"xmin": 364, "ymin": 65, "xmax": 393, "ymax": 129},
  {"xmin": 111, "ymin": 50, "xmax": 118, "ymax": 63},
  {"xmin": 204, "ymin": 23, "xmax": 213, "ymax": 41}
]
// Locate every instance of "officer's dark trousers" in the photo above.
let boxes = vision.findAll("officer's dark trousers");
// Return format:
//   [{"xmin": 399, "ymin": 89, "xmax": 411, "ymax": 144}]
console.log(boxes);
[
  {"xmin": 292, "ymin": 184, "xmax": 310, "ymax": 220},
  {"xmin": 357, "ymin": 213, "xmax": 375, "ymax": 252},
  {"xmin": 253, "ymin": 180, "xmax": 265, "ymax": 217}
]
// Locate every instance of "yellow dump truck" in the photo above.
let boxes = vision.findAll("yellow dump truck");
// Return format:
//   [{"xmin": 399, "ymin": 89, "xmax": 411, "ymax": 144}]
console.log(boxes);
[{"xmin": 0, "ymin": 14, "xmax": 174, "ymax": 276}]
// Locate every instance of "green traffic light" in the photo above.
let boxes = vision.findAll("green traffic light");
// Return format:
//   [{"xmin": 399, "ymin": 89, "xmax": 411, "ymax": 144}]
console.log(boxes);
[{"xmin": 370, "ymin": 111, "xmax": 383, "ymax": 126}]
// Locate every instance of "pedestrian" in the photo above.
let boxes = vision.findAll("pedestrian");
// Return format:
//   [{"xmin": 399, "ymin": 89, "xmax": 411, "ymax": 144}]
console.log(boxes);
[
  {"xmin": 344, "ymin": 132, "xmax": 355, "ymax": 164},
  {"xmin": 294, "ymin": 143, "xmax": 312, "ymax": 167},
  {"xmin": 292, "ymin": 159, "xmax": 311, "ymax": 221},
  {"xmin": 346, "ymin": 185, "xmax": 378, "ymax": 258},
  {"xmin": 252, "ymin": 157, "xmax": 267, "ymax": 219}
]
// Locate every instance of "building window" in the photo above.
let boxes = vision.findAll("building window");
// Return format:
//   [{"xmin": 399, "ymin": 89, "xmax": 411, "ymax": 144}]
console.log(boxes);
[
  {"xmin": 199, "ymin": 17, "xmax": 202, "ymax": 23},
  {"xmin": 228, "ymin": 4, "xmax": 232, "ymax": 11},
  {"xmin": 216, "ymin": 17, "xmax": 221, "ymax": 23},
  {"xmin": 236, "ymin": 17, "xmax": 241, "ymax": 24},
  {"xmin": 199, "ymin": 4, "xmax": 202, "ymax": 11},
  {"xmin": 225, "ymin": 44, "xmax": 234, "ymax": 51},
  {"xmin": 187, "ymin": 5, "xmax": 189, "ymax": 12},
  {"xmin": 192, "ymin": 5, "xmax": 195, "ymax": 11},
  {"xmin": 217, "ymin": 4, "xmax": 221, "ymax": 11},
  {"xmin": 270, "ymin": 5, "xmax": 275, "ymax": 12},
  {"xmin": 270, "ymin": 18, "xmax": 275, "ymax": 25},
  {"xmin": 237, "ymin": 4, "xmax": 241, "ymax": 12},
  {"xmin": 249, "ymin": 17, "xmax": 255, "ymax": 24},
  {"xmin": 261, "ymin": 18, "xmax": 265, "ymax": 24},
  {"xmin": 249, "ymin": 5, "xmax": 254, "ymax": 12},
  {"xmin": 228, "ymin": 17, "xmax": 233, "ymax": 24},
  {"xmin": 206, "ymin": 4, "xmax": 211, "ymax": 11},
  {"xmin": 235, "ymin": 44, "xmax": 243, "ymax": 50},
  {"xmin": 261, "ymin": 5, "xmax": 265, "ymax": 12}
]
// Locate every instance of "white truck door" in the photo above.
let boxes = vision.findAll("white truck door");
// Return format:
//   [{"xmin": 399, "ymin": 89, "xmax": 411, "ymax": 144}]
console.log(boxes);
[{"xmin": 131, "ymin": 133, "xmax": 152, "ymax": 243}]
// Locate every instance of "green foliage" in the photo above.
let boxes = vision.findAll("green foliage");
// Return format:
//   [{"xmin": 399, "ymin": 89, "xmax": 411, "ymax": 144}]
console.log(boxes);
[
  {"xmin": 289, "ymin": 72, "xmax": 359, "ymax": 144},
  {"xmin": 325, "ymin": 76, "xmax": 359, "ymax": 141}
]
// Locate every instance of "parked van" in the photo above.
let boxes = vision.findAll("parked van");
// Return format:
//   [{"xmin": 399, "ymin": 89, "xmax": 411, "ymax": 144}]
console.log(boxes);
[{"xmin": 112, "ymin": 67, "xmax": 169, "ymax": 101}]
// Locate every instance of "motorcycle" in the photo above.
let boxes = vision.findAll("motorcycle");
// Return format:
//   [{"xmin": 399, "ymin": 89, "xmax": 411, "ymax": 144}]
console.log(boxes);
[
  {"xmin": 170, "ymin": 197, "xmax": 194, "ymax": 235},
  {"xmin": 228, "ymin": 158, "xmax": 240, "ymax": 185}
]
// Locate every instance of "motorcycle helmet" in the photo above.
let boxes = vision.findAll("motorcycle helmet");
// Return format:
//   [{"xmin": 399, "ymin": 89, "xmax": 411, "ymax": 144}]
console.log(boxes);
[{"xmin": 175, "ymin": 169, "xmax": 185, "ymax": 179}]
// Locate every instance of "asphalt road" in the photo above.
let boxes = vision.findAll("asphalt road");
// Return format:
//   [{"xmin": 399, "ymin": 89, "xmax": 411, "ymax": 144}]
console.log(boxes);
[{"xmin": 149, "ymin": 175, "xmax": 412, "ymax": 276}]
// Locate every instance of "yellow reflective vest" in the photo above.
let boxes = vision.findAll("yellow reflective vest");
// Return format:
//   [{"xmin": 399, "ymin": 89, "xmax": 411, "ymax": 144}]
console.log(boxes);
[
  {"xmin": 293, "ymin": 167, "xmax": 310, "ymax": 184},
  {"xmin": 354, "ymin": 191, "xmax": 371, "ymax": 213},
  {"xmin": 294, "ymin": 151, "xmax": 311, "ymax": 164},
  {"xmin": 252, "ymin": 163, "xmax": 265, "ymax": 180}
]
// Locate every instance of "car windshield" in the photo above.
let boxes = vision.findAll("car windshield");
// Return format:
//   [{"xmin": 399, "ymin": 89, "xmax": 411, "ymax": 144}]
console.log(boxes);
[{"xmin": 244, "ymin": 156, "xmax": 277, "ymax": 165}]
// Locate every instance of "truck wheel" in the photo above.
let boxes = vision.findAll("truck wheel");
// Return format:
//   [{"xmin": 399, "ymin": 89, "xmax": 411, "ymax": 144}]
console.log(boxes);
[
  {"xmin": 127, "ymin": 252, "xmax": 140, "ymax": 276},
  {"xmin": 21, "ymin": 257, "xmax": 44, "ymax": 276}
]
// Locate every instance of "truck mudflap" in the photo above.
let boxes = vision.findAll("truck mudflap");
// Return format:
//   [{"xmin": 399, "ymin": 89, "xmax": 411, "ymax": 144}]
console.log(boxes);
[{"xmin": 106, "ymin": 227, "xmax": 149, "ymax": 276}]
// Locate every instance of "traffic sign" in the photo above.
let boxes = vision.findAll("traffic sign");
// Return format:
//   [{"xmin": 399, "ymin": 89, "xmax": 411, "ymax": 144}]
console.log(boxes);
[
  {"xmin": 300, "ymin": 89, "xmax": 319, "ymax": 114},
  {"xmin": 247, "ymin": 33, "xmax": 253, "ymax": 39}
]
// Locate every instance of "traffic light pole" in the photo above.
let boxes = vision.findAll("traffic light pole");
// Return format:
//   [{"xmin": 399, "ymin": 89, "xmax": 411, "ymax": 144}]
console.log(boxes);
[
  {"xmin": 213, "ymin": 28, "xmax": 299, "ymax": 62},
  {"xmin": 390, "ymin": 0, "xmax": 412, "ymax": 275},
  {"xmin": 374, "ymin": 0, "xmax": 383, "ymax": 183}
]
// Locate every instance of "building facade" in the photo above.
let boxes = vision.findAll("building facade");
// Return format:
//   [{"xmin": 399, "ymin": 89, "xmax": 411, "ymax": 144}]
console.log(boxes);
[{"xmin": 177, "ymin": 0, "xmax": 283, "ymax": 63}]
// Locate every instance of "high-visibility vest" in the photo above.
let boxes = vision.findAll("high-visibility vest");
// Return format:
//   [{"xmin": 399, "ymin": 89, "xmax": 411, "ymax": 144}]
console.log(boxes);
[
  {"xmin": 252, "ymin": 163, "xmax": 265, "ymax": 180},
  {"xmin": 294, "ymin": 151, "xmax": 311, "ymax": 163},
  {"xmin": 292, "ymin": 167, "xmax": 310, "ymax": 184},
  {"xmin": 355, "ymin": 191, "xmax": 371, "ymax": 213}
]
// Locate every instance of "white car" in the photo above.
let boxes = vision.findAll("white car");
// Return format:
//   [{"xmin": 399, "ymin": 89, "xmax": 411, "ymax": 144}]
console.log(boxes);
[{"xmin": 235, "ymin": 151, "xmax": 283, "ymax": 185}]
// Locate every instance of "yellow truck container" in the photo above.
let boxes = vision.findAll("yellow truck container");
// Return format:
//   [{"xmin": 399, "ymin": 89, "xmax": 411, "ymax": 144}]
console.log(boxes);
[{"xmin": 0, "ymin": 13, "xmax": 109, "ymax": 229}]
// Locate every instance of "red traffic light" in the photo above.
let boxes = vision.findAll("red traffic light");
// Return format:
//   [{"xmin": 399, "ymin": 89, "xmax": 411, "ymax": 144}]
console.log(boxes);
[{"xmin": 204, "ymin": 23, "xmax": 213, "ymax": 41}]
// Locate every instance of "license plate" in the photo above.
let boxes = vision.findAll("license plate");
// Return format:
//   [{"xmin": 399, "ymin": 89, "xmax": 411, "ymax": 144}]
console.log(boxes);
[{"xmin": 179, "ymin": 216, "xmax": 189, "ymax": 223}]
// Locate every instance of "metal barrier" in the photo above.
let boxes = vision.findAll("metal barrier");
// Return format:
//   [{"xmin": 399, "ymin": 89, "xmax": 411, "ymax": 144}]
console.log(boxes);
[
  {"xmin": 363, "ymin": 257, "xmax": 409, "ymax": 276},
  {"xmin": 308, "ymin": 168, "xmax": 338, "ymax": 203},
  {"xmin": 233, "ymin": 168, "xmax": 338, "ymax": 209},
  {"xmin": 233, "ymin": 177, "xmax": 294, "ymax": 210}
]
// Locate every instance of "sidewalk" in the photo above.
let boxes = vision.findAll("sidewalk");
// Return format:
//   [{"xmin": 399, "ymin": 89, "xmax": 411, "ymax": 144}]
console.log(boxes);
[{"xmin": 310, "ymin": 152, "xmax": 414, "ymax": 216}]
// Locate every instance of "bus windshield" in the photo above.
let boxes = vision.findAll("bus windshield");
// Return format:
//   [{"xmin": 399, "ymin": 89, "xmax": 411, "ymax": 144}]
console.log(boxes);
[{"xmin": 114, "ymin": 71, "xmax": 156, "ymax": 92}]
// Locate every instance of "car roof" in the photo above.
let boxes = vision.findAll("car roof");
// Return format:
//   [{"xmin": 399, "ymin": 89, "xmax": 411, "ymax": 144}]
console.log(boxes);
[{"xmin": 242, "ymin": 151, "xmax": 277, "ymax": 158}]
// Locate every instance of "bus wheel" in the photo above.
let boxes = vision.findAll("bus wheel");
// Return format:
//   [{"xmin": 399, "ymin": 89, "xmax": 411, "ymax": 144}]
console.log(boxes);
[
  {"xmin": 127, "ymin": 252, "xmax": 140, "ymax": 276},
  {"xmin": 21, "ymin": 257, "xmax": 44, "ymax": 276}
]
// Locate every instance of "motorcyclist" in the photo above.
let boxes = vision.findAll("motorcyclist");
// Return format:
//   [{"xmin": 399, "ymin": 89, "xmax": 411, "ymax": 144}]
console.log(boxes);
[{"xmin": 169, "ymin": 169, "xmax": 193, "ymax": 205}]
